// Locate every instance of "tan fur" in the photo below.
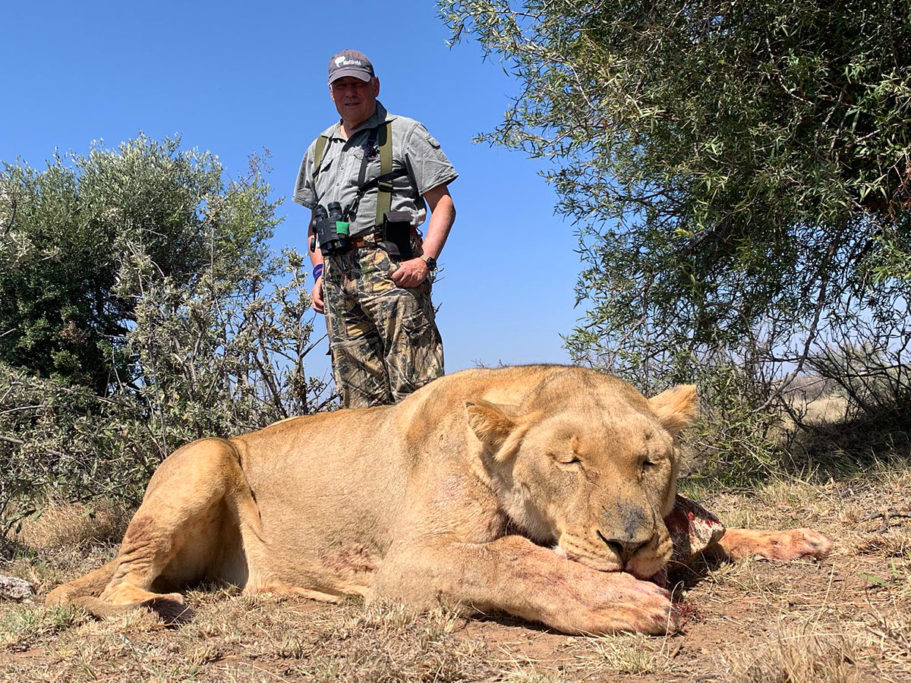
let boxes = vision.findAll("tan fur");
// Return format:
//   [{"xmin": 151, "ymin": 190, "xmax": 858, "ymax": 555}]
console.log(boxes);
[
  {"xmin": 712, "ymin": 527, "xmax": 833, "ymax": 561},
  {"xmin": 44, "ymin": 365, "xmax": 823, "ymax": 635}
]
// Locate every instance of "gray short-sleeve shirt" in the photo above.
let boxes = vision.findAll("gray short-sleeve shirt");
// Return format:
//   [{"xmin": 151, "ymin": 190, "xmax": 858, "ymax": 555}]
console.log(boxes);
[{"xmin": 293, "ymin": 101, "xmax": 458, "ymax": 238}]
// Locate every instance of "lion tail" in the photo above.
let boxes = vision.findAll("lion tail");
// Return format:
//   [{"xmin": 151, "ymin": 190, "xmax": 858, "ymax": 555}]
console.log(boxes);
[{"xmin": 45, "ymin": 558, "xmax": 118, "ymax": 607}]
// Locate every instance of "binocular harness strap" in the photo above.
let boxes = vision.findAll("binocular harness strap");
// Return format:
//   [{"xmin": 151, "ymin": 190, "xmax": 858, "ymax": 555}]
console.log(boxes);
[
  {"xmin": 375, "ymin": 123, "xmax": 394, "ymax": 225},
  {"xmin": 312, "ymin": 135, "xmax": 329, "ymax": 184},
  {"xmin": 311, "ymin": 121, "xmax": 404, "ymax": 229}
]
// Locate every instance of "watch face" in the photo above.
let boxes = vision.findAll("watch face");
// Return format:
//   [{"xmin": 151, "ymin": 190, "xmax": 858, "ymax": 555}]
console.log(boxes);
[{"xmin": 424, "ymin": 256, "xmax": 437, "ymax": 270}]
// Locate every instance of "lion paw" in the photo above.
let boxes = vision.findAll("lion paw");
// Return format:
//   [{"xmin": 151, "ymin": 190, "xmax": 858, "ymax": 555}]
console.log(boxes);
[
  {"xmin": 610, "ymin": 577, "xmax": 680, "ymax": 635},
  {"xmin": 776, "ymin": 528, "xmax": 833, "ymax": 560},
  {"xmin": 563, "ymin": 573, "xmax": 679, "ymax": 635}
]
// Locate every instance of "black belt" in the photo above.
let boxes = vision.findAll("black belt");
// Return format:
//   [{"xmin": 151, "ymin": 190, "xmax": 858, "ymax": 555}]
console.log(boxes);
[{"xmin": 345, "ymin": 226, "xmax": 420, "ymax": 250}]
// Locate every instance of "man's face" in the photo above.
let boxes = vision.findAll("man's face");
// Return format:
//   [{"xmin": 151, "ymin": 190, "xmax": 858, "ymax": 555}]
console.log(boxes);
[{"xmin": 330, "ymin": 76, "xmax": 380, "ymax": 129}]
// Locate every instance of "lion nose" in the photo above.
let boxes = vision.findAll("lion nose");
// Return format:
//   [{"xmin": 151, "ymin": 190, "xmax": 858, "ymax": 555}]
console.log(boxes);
[{"xmin": 597, "ymin": 531, "xmax": 648, "ymax": 563}]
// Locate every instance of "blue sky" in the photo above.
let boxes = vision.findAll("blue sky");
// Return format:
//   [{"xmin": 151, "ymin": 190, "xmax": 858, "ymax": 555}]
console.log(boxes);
[{"xmin": 0, "ymin": 0, "xmax": 584, "ymax": 379}]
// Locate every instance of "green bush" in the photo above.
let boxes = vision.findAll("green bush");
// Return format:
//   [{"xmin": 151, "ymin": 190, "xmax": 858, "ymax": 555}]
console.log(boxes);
[{"xmin": 0, "ymin": 139, "xmax": 329, "ymax": 535}]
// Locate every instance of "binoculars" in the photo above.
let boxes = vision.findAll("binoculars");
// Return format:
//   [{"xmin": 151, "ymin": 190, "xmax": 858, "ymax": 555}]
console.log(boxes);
[{"xmin": 312, "ymin": 202, "xmax": 349, "ymax": 255}]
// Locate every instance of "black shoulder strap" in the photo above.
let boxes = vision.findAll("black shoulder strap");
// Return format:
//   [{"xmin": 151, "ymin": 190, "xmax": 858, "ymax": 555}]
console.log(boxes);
[
  {"xmin": 355, "ymin": 122, "xmax": 397, "ymax": 225},
  {"xmin": 344, "ymin": 121, "xmax": 409, "ymax": 225},
  {"xmin": 357, "ymin": 127, "xmax": 380, "ymax": 190}
]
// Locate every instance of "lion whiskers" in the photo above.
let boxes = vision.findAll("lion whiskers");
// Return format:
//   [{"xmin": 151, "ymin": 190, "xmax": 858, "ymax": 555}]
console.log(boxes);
[{"xmin": 559, "ymin": 534, "xmax": 624, "ymax": 572}]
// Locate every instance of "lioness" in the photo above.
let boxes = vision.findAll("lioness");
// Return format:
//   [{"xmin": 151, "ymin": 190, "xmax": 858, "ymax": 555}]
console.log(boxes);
[{"xmin": 47, "ymin": 365, "xmax": 831, "ymax": 634}]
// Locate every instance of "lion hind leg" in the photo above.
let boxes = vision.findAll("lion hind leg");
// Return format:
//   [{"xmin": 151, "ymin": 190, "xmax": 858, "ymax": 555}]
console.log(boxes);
[
  {"xmin": 86, "ymin": 438, "xmax": 253, "ymax": 617},
  {"xmin": 45, "ymin": 553, "xmax": 192, "ymax": 624},
  {"xmin": 44, "ymin": 533, "xmax": 193, "ymax": 626},
  {"xmin": 246, "ymin": 582, "xmax": 344, "ymax": 604},
  {"xmin": 72, "ymin": 591, "xmax": 192, "ymax": 624},
  {"xmin": 45, "ymin": 558, "xmax": 118, "ymax": 606},
  {"xmin": 714, "ymin": 527, "xmax": 833, "ymax": 561}
]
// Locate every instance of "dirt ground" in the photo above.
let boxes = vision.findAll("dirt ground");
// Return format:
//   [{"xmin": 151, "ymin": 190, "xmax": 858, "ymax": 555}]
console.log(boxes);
[{"xmin": 1, "ymin": 467, "xmax": 909, "ymax": 682}]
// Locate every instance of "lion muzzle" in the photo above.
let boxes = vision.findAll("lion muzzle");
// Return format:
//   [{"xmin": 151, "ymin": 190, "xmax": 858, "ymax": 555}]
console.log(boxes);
[
  {"xmin": 598, "ymin": 505, "xmax": 657, "ymax": 565},
  {"xmin": 597, "ymin": 529, "xmax": 649, "ymax": 564}
]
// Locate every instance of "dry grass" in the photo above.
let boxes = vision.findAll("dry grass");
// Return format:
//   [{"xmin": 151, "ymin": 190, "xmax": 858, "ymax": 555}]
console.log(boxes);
[
  {"xmin": 793, "ymin": 394, "xmax": 851, "ymax": 427},
  {"xmin": 2, "ymin": 465, "xmax": 910, "ymax": 680},
  {"xmin": 11, "ymin": 499, "xmax": 131, "ymax": 550},
  {"xmin": 0, "ymin": 593, "xmax": 496, "ymax": 681},
  {"xmin": 591, "ymin": 632, "xmax": 681, "ymax": 675},
  {"xmin": 0, "ymin": 603, "xmax": 92, "ymax": 651},
  {"xmin": 728, "ymin": 620, "xmax": 861, "ymax": 682}
]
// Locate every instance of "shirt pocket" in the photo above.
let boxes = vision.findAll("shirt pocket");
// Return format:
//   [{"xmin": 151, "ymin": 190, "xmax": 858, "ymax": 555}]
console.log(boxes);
[{"xmin": 351, "ymin": 144, "xmax": 383, "ymax": 188}]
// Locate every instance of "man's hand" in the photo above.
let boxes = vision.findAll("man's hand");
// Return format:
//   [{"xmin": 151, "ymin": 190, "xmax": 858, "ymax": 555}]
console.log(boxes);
[
  {"xmin": 311, "ymin": 276, "xmax": 325, "ymax": 314},
  {"xmin": 391, "ymin": 258, "xmax": 430, "ymax": 288}
]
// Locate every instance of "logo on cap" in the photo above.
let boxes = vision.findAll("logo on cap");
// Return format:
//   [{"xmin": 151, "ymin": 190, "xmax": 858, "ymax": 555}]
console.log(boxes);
[{"xmin": 328, "ymin": 49, "xmax": 374, "ymax": 83}]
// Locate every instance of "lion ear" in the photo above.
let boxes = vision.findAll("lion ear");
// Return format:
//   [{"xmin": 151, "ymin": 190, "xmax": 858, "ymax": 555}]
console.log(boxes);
[
  {"xmin": 465, "ymin": 400, "xmax": 517, "ymax": 460},
  {"xmin": 648, "ymin": 384, "xmax": 699, "ymax": 436}
]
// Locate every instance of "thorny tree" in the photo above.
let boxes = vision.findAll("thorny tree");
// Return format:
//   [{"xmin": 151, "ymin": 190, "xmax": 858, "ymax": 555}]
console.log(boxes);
[{"xmin": 440, "ymin": 1, "xmax": 911, "ymax": 402}]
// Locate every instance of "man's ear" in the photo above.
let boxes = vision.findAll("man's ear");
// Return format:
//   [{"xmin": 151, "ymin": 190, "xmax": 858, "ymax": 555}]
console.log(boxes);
[
  {"xmin": 465, "ymin": 400, "xmax": 518, "ymax": 460},
  {"xmin": 648, "ymin": 385, "xmax": 699, "ymax": 437}
]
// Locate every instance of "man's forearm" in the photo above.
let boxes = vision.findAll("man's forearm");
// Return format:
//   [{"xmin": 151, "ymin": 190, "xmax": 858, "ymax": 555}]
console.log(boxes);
[{"xmin": 420, "ymin": 194, "xmax": 455, "ymax": 260}]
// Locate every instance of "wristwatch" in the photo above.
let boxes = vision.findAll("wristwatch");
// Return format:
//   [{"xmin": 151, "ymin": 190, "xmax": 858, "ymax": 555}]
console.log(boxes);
[{"xmin": 421, "ymin": 255, "xmax": 438, "ymax": 271}]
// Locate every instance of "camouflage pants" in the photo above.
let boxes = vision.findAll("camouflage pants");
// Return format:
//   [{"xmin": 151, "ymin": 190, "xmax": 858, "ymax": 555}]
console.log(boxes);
[{"xmin": 322, "ymin": 243, "xmax": 444, "ymax": 409}]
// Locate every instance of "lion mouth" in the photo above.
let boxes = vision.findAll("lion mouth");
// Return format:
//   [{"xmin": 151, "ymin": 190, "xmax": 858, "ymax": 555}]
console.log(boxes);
[
  {"xmin": 558, "ymin": 533, "xmax": 625, "ymax": 573},
  {"xmin": 560, "ymin": 530, "xmax": 668, "ymax": 580}
]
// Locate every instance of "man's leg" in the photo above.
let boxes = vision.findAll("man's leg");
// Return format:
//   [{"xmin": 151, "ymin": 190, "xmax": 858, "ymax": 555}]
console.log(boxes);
[
  {"xmin": 323, "ymin": 253, "xmax": 393, "ymax": 408},
  {"xmin": 358, "ymin": 248, "xmax": 444, "ymax": 403},
  {"xmin": 385, "ymin": 279, "xmax": 444, "ymax": 401}
]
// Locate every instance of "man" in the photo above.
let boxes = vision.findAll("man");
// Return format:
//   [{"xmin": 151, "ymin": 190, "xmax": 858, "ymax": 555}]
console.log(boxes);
[{"xmin": 294, "ymin": 49, "xmax": 457, "ymax": 408}]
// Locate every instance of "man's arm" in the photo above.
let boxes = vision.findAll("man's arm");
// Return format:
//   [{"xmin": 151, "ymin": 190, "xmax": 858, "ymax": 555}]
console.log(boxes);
[
  {"xmin": 307, "ymin": 209, "xmax": 326, "ymax": 314},
  {"xmin": 390, "ymin": 184, "xmax": 456, "ymax": 289}
]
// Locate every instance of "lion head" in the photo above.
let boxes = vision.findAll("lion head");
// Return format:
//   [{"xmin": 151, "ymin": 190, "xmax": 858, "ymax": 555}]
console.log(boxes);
[{"xmin": 466, "ymin": 368, "xmax": 698, "ymax": 580}]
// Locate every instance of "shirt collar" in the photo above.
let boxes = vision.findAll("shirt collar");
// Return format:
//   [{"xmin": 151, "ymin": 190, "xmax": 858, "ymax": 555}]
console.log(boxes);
[{"xmin": 329, "ymin": 101, "xmax": 395, "ymax": 140}]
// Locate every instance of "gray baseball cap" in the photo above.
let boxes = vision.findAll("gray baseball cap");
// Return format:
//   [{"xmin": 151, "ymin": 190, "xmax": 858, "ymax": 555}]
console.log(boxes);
[{"xmin": 328, "ymin": 49, "xmax": 375, "ymax": 84}]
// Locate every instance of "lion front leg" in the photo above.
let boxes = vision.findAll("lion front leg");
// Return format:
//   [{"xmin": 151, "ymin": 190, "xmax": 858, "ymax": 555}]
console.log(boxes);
[
  {"xmin": 662, "ymin": 496, "xmax": 831, "ymax": 566},
  {"xmin": 371, "ymin": 535, "xmax": 678, "ymax": 635},
  {"xmin": 713, "ymin": 527, "xmax": 833, "ymax": 562}
]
